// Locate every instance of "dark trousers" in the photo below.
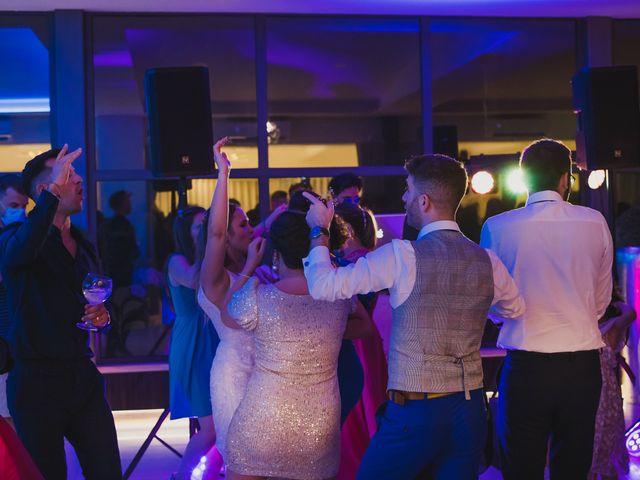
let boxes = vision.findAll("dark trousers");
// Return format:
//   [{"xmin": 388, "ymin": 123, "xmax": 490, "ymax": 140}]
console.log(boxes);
[
  {"xmin": 497, "ymin": 349, "xmax": 601, "ymax": 480},
  {"xmin": 357, "ymin": 388, "xmax": 487, "ymax": 480},
  {"xmin": 7, "ymin": 358, "xmax": 122, "ymax": 480}
]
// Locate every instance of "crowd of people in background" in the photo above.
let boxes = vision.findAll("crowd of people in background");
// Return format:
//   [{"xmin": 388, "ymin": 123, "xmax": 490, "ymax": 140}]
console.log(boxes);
[{"xmin": 0, "ymin": 136, "xmax": 637, "ymax": 480}]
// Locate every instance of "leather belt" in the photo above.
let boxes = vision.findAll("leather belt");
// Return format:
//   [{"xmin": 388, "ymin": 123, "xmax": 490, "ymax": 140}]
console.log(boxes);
[{"xmin": 387, "ymin": 389, "xmax": 455, "ymax": 406}]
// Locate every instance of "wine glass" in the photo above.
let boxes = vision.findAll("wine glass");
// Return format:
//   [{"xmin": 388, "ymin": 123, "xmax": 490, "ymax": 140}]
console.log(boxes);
[{"xmin": 77, "ymin": 273, "xmax": 112, "ymax": 331}]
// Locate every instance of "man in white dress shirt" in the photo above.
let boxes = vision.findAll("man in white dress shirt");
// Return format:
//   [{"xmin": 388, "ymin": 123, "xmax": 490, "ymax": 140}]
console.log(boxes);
[
  {"xmin": 303, "ymin": 154, "xmax": 524, "ymax": 479},
  {"xmin": 480, "ymin": 138, "xmax": 612, "ymax": 480}
]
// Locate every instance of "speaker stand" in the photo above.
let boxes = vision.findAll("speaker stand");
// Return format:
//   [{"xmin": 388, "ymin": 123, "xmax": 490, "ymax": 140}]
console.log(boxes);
[
  {"xmin": 177, "ymin": 176, "xmax": 189, "ymax": 211},
  {"xmin": 123, "ymin": 408, "xmax": 181, "ymax": 479}
]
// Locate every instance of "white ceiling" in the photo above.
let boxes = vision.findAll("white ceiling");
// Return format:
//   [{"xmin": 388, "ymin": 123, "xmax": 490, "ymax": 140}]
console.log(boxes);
[{"xmin": 2, "ymin": 0, "xmax": 640, "ymax": 18}]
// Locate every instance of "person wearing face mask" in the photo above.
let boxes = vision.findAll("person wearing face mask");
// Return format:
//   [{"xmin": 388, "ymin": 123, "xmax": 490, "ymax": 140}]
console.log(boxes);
[
  {"xmin": 0, "ymin": 174, "xmax": 28, "ymax": 228},
  {"xmin": 329, "ymin": 172, "xmax": 363, "ymax": 205},
  {"xmin": 0, "ymin": 174, "xmax": 29, "ymax": 426},
  {"xmin": 480, "ymin": 139, "xmax": 613, "ymax": 480}
]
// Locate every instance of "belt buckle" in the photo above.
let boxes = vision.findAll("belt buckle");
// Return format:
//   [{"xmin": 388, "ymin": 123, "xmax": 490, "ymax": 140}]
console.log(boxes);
[{"xmin": 389, "ymin": 390, "xmax": 406, "ymax": 406}]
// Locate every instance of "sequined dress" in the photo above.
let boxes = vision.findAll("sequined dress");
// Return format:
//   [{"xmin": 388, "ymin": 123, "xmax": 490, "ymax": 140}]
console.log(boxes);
[
  {"xmin": 226, "ymin": 279, "xmax": 350, "ymax": 479},
  {"xmin": 197, "ymin": 274, "xmax": 255, "ymax": 460}
]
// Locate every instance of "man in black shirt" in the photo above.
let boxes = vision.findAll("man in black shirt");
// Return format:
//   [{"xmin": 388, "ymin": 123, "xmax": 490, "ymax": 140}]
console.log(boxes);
[
  {"xmin": 0, "ymin": 146, "xmax": 122, "ymax": 479},
  {"xmin": 101, "ymin": 190, "xmax": 139, "ymax": 290}
]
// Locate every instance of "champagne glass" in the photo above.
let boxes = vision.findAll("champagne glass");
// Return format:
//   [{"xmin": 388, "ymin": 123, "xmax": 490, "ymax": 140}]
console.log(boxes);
[{"xmin": 77, "ymin": 273, "xmax": 112, "ymax": 331}]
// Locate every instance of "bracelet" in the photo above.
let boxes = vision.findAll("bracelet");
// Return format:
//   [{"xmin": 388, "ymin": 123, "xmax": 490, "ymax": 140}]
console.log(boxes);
[{"xmin": 238, "ymin": 273, "xmax": 252, "ymax": 279}]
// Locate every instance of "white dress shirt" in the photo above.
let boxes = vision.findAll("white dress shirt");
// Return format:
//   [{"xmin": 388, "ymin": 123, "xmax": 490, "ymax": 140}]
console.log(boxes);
[
  {"xmin": 480, "ymin": 190, "xmax": 612, "ymax": 353},
  {"xmin": 303, "ymin": 220, "xmax": 524, "ymax": 320}
]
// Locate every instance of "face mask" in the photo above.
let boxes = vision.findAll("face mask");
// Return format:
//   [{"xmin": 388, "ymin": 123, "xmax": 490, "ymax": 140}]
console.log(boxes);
[{"xmin": 1, "ymin": 207, "xmax": 26, "ymax": 226}]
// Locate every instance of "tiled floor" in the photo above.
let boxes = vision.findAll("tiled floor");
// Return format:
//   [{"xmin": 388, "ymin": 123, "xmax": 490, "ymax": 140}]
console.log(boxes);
[{"xmin": 62, "ymin": 405, "xmax": 640, "ymax": 479}]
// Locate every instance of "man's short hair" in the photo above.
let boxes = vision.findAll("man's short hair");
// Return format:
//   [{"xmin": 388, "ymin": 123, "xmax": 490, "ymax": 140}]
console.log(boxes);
[
  {"xmin": 109, "ymin": 190, "xmax": 131, "ymax": 211},
  {"xmin": 404, "ymin": 154, "xmax": 468, "ymax": 214},
  {"xmin": 519, "ymin": 139, "xmax": 572, "ymax": 193},
  {"xmin": 328, "ymin": 173, "xmax": 362, "ymax": 197},
  {"xmin": 21, "ymin": 148, "xmax": 61, "ymax": 198},
  {"xmin": 0, "ymin": 174, "xmax": 26, "ymax": 197},
  {"xmin": 271, "ymin": 190, "xmax": 287, "ymax": 202}
]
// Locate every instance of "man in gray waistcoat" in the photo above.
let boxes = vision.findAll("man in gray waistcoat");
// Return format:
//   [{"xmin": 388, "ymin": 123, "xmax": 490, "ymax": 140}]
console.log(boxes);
[{"xmin": 302, "ymin": 154, "xmax": 525, "ymax": 479}]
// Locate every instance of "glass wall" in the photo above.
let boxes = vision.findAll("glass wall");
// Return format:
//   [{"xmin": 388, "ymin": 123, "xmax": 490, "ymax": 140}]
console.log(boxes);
[
  {"xmin": 612, "ymin": 20, "xmax": 640, "ymax": 246},
  {"xmin": 0, "ymin": 15, "xmax": 51, "ymax": 173},
  {"xmin": 87, "ymin": 13, "xmax": 591, "ymax": 362},
  {"xmin": 92, "ymin": 15, "xmax": 258, "ymax": 361},
  {"xmin": 266, "ymin": 17, "xmax": 422, "ymax": 167},
  {"xmin": 430, "ymin": 18, "xmax": 576, "ymax": 159}
]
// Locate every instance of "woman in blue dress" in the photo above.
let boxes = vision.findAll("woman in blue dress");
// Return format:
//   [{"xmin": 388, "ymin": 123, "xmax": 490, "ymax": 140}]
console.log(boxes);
[{"xmin": 167, "ymin": 206, "xmax": 220, "ymax": 480}]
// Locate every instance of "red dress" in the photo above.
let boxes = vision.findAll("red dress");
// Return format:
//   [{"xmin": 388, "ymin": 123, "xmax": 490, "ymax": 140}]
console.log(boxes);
[
  {"xmin": 337, "ymin": 249, "xmax": 389, "ymax": 480},
  {"xmin": 0, "ymin": 417, "xmax": 44, "ymax": 480}
]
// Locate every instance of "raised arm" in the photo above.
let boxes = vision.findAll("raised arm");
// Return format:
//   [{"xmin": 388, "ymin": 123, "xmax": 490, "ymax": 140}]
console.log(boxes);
[
  {"xmin": 0, "ymin": 145, "xmax": 81, "ymax": 268},
  {"xmin": 302, "ymin": 192, "xmax": 398, "ymax": 301},
  {"xmin": 220, "ymin": 237, "xmax": 266, "ymax": 330},
  {"xmin": 200, "ymin": 138, "xmax": 232, "ymax": 307}
]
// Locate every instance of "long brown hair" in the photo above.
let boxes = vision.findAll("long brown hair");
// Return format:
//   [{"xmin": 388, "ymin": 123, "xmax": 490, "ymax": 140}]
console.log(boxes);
[{"xmin": 172, "ymin": 206, "xmax": 206, "ymax": 265}]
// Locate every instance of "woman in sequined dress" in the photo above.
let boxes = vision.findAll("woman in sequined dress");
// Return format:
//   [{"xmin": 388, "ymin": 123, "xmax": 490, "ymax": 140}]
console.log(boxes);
[
  {"xmin": 197, "ymin": 137, "xmax": 268, "ymax": 462},
  {"xmin": 225, "ymin": 193, "xmax": 370, "ymax": 480}
]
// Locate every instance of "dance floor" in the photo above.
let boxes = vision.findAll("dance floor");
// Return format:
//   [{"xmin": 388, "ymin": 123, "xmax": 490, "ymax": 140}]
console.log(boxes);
[{"xmin": 58, "ymin": 407, "xmax": 640, "ymax": 479}]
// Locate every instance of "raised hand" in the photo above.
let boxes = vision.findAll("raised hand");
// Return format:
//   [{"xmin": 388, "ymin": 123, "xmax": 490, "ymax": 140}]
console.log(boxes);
[
  {"xmin": 302, "ymin": 192, "xmax": 334, "ymax": 229},
  {"xmin": 51, "ymin": 144, "xmax": 82, "ymax": 187},
  {"xmin": 245, "ymin": 237, "xmax": 267, "ymax": 273},
  {"xmin": 213, "ymin": 137, "xmax": 232, "ymax": 175}
]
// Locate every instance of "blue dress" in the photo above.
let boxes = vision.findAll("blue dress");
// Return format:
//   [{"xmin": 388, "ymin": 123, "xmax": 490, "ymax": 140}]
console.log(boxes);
[
  {"xmin": 168, "ymin": 281, "xmax": 220, "ymax": 419},
  {"xmin": 334, "ymin": 252, "xmax": 365, "ymax": 425}
]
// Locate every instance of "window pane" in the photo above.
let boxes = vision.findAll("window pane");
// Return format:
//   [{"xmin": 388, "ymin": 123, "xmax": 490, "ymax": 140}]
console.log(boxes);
[
  {"xmin": 93, "ymin": 15, "xmax": 257, "ymax": 171},
  {"xmin": 270, "ymin": 174, "xmax": 405, "ymax": 213},
  {"xmin": 614, "ymin": 20, "xmax": 640, "ymax": 100},
  {"xmin": 430, "ymin": 19, "xmax": 576, "ymax": 158},
  {"xmin": 95, "ymin": 178, "xmax": 257, "ymax": 362},
  {"xmin": 0, "ymin": 19, "xmax": 51, "ymax": 172},
  {"xmin": 266, "ymin": 17, "xmax": 422, "ymax": 167}
]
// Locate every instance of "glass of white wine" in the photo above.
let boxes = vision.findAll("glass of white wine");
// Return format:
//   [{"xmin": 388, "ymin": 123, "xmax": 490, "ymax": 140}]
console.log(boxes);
[{"xmin": 77, "ymin": 273, "xmax": 112, "ymax": 331}]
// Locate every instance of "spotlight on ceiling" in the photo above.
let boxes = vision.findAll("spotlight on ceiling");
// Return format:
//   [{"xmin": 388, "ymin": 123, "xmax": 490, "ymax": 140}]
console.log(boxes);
[
  {"xmin": 506, "ymin": 168, "xmax": 527, "ymax": 194},
  {"xmin": 470, "ymin": 171, "xmax": 495, "ymax": 195},
  {"xmin": 587, "ymin": 170, "xmax": 606, "ymax": 190}
]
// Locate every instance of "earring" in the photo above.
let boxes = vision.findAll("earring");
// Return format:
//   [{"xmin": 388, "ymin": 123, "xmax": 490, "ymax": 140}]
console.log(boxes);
[{"xmin": 272, "ymin": 251, "xmax": 280, "ymax": 274}]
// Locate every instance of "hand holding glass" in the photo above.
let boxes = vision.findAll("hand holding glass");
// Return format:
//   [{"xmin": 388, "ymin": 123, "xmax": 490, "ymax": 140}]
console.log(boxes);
[{"xmin": 77, "ymin": 273, "xmax": 112, "ymax": 331}]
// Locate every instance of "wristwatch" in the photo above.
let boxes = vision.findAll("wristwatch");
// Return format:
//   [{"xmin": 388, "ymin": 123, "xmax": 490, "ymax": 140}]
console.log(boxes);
[{"xmin": 309, "ymin": 226, "xmax": 330, "ymax": 240}]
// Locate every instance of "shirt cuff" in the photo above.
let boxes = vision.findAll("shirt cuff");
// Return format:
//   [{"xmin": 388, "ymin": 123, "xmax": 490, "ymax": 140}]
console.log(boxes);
[{"xmin": 302, "ymin": 245, "xmax": 331, "ymax": 269}]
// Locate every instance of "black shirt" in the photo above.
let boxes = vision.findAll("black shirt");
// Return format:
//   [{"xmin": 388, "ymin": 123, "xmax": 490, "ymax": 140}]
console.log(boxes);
[
  {"xmin": 0, "ymin": 190, "xmax": 100, "ymax": 361},
  {"xmin": 100, "ymin": 214, "xmax": 139, "ymax": 289}
]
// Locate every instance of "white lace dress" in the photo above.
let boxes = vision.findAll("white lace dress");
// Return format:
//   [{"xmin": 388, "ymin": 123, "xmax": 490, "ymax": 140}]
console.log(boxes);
[{"xmin": 197, "ymin": 274, "xmax": 255, "ymax": 460}]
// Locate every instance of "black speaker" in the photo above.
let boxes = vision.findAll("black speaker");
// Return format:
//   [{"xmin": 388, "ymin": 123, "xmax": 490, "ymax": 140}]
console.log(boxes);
[
  {"xmin": 572, "ymin": 66, "xmax": 640, "ymax": 170},
  {"xmin": 433, "ymin": 125, "xmax": 459, "ymax": 159},
  {"xmin": 145, "ymin": 67, "xmax": 214, "ymax": 177}
]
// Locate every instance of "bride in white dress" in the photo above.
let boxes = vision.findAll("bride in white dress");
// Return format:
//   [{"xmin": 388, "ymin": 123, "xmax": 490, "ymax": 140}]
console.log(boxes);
[{"xmin": 197, "ymin": 137, "xmax": 268, "ymax": 460}]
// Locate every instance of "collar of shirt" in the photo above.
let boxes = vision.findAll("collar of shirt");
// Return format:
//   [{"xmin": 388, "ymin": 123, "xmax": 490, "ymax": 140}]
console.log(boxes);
[
  {"xmin": 525, "ymin": 190, "xmax": 564, "ymax": 206},
  {"xmin": 417, "ymin": 220, "xmax": 461, "ymax": 240}
]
